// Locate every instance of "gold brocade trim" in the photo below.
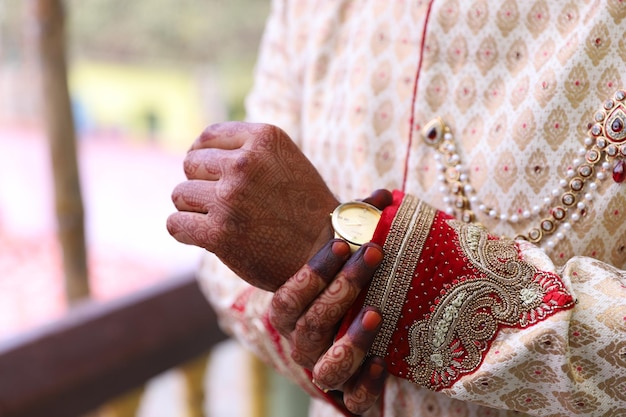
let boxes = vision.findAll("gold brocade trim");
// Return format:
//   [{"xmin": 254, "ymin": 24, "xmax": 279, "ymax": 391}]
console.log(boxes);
[
  {"xmin": 406, "ymin": 220, "xmax": 574, "ymax": 390},
  {"xmin": 365, "ymin": 195, "xmax": 436, "ymax": 357}
]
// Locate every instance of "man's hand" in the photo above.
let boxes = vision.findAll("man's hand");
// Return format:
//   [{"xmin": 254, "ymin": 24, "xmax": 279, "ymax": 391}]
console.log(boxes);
[
  {"xmin": 167, "ymin": 122, "xmax": 339, "ymax": 291},
  {"xmin": 270, "ymin": 239, "xmax": 387, "ymax": 415}
]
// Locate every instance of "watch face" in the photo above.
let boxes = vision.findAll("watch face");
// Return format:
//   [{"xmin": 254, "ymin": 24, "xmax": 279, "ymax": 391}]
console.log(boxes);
[{"xmin": 331, "ymin": 201, "xmax": 382, "ymax": 246}]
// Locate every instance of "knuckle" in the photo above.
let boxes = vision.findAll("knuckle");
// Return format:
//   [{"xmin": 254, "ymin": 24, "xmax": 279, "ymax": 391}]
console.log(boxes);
[
  {"xmin": 295, "ymin": 315, "xmax": 322, "ymax": 338},
  {"xmin": 268, "ymin": 296, "xmax": 292, "ymax": 336},
  {"xmin": 165, "ymin": 215, "xmax": 179, "ymax": 236},
  {"xmin": 170, "ymin": 185, "xmax": 182, "ymax": 204},
  {"xmin": 267, "ymin": 306, "xmax": 282, "ymax": 333},
  {"xmin": 345, "ymin": 396, "xmax": 373, "ymax": 416},
  {"xmin": 182, "ymin": 154, "xmax": 198, "ymax": 178},
  {"xmin": 234, "ymin": 152, "xmax": 251, "ymax": 173},
  {"xmin": 198, "ymin": 124, "xmax": 219, "ymax": 144},
  {"xmin": 312, "ymin": 365, "xmax": 341, "ymax": 391},
  {"xmin": 250, "ymin": 123, "xmax": 287, "ymax": 149},
  {"xmin": 182, "ymin": 161, "xmax": 193, "ymax": 178},
  {"xmin": 342, "ymin": 264, "xmax": 374, "ymax": 290},
  {"xmin": 290, "ymin": 349, "xmax": 315, "ymax": 369},
  {"xmin": 256, "ymin": 123, "xmax": 281, "ymax": 137}
]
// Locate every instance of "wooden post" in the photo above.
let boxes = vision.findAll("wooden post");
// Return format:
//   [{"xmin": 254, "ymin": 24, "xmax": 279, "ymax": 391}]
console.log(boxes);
[
  {"xmin": 33, "ymin": 0, "xmax": 89, "ymax": 303},
  {"xmin": 181, "ymin": 353, "xmax": 211, "ymax": 417}
]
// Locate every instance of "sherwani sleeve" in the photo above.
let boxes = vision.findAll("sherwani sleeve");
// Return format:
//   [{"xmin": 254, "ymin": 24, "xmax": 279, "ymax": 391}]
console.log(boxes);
[
  {"xmin": 243, "ymin": 0, "xmax": 302, "ymax": 142},
  {"xmin": 342, "ymin": 189, "xmax": 626, "ymax": 416},
  {"xmin": 197, "ymin": 0, "xmax": 332, "ymax": 405}
]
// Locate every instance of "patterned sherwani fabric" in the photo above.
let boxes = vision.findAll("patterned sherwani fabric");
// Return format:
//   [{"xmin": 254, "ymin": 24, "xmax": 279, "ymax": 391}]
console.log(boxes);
[{"xmin": 197, "ymin": 0, "xmax": 626, "ymax": 416}]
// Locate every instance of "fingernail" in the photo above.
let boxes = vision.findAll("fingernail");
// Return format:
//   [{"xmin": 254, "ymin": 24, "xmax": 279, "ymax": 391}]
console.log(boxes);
[
  {"xmin": 311, "ymin": 378, "xmax": 329, "ymax": 393},
  {"xmin": 369, "ymin": 363, "xmax": 385, "ymax": 379},
  {"xmin": 363, "ymin": 246, "xmax": 383, "ymax": 268},
  {"xmin": 362, "ymin": 309, "xmax": 382, "ymax": 331},
  {"xmin": 331, "ymin": 240, "xmax": 350, "ymax": 257}
]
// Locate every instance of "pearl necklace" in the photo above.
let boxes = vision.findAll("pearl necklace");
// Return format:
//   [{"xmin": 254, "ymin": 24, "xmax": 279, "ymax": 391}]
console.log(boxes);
[{"xmin": 421, "ymin": 89, "xmax": 626, "ymax": 247}]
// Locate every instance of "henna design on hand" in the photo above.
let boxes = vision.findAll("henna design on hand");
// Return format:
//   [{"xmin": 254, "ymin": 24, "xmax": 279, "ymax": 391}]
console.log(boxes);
[
  {"xmin": 312, "ymin": 306, "xmax": 383, "ymax": 390},
  {"xmin": 290, "ymin": 244, "xmax": 383, "ymax": 368},
  {"xmin": 270, "ymin": 240, "xmax": 351, "ymax": 336},
  {"xmin": 342, "ymin": 356, "xmax": 387, "ymax": 415},
  {"xmin": 168, "ymin": 122, "xmax": 339, "ymax": 291}
]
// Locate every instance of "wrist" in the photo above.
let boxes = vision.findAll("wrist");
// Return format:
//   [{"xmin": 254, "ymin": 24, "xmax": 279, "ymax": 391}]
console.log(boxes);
[{"xmin": 310, "ymin": 221, "xmax": 336, "ymax": 260}]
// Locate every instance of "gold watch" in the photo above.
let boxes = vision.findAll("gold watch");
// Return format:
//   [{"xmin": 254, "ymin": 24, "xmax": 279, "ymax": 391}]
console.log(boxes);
[{"xmin": 330, "ymin": 201, "xmax": 382, "ymax": 253}]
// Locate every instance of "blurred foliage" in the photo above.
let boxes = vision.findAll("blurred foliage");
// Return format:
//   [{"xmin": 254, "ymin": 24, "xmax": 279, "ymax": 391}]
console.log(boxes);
[
  {"xmin": 65, "ymin": 0, "xmax": 269, "ymax": 67},
  {"xmin": 1, "ymin": 0, "xmax": 269, "ymax": 66},
  {"xmin": 0, "ymin": 0, "xmax": 270, "ymax": 120},
  {"xmin": 65, "ymin": 0, "xmax": 270, "ymax": 120}
]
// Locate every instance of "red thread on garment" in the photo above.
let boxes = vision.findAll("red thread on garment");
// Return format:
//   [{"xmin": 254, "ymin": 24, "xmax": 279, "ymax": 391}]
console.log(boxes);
[
  {"xmin": 262, "ymin": 311, "xmax": 288, "ymax": 364},
  {"xmin": 402, "ymin": 0, "xmax": 437, "ymax": 192}
]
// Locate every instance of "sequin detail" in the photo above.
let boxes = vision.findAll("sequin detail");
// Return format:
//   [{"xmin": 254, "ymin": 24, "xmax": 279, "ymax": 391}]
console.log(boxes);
[
  {"xmin": 365, "ymin": 194, "xmax": 437, "ymax": 357},
  {"xmin": 405, "ymin": 220, "xmax": 574, "ymax": 390}
]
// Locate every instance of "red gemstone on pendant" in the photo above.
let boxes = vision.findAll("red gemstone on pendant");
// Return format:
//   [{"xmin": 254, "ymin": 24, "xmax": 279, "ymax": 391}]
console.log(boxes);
[{"xmin": 613, "ymin": 160, "xmax": 626, "ymax": 183}]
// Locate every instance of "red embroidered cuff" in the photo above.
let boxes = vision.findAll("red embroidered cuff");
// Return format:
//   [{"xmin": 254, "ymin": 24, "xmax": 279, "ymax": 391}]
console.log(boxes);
[{"xmin": 356, "ymin": 190, "xmax": 575, "ymax": 390}]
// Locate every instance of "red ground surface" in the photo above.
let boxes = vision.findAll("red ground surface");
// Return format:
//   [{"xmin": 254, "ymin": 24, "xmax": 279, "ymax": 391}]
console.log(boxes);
[{"xmin": 0, "ymin": 126, "xmax": 203, "ymax": 338}]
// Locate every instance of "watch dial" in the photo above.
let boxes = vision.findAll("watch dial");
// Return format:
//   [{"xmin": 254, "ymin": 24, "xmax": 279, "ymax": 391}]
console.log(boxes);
[{"xmin": 336, "ymin": 203, "xmax": 380, "ymax": 244}]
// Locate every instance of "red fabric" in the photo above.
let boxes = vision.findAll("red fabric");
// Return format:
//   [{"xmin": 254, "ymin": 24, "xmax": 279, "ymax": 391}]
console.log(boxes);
[
  {"xmin": 383, "ymin": 209, "xmax": 469, "ymax": 380},
  {"xmin": 371, "ymin": 189, "xmax": 404, "ymax": 246},
  {"xmin": 402, "ymin": 0, "xmax": 438, "ymax": 190},
  {"xmin": 336, "ymin": 190, "xmax": 574, "ymax": 390},
  {"xmin": 337, "ymin": 190, "xmax": 404, "ymax": 338}
]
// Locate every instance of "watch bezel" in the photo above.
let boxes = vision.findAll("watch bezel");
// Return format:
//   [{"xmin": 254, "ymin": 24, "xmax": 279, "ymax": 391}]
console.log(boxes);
[{"xmin": 331, "ymin": 201, "xmax": 382, "ymax": 247}]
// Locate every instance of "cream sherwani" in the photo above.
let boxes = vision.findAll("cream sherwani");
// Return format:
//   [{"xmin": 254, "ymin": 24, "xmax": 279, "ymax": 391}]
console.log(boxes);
[{"xmin": 198, "ymin": 1, "xmax": 626, "ymax": 416}]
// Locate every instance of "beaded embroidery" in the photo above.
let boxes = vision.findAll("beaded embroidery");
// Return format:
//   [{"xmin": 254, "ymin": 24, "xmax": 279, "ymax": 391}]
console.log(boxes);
[
  {"xmin": 422, "ymin": 89, "xmax": 626, "ymax": 245},
  {"xmin": 405, "ymin": 220, "xmax": 574, "ymax": 390},
  {"xmin": 359, "ymin": 192, "xmax": 574, "ymax": 391},
  {"xmin": 365, "ymin": 195, "xmax": 437, "ymax": 357}
]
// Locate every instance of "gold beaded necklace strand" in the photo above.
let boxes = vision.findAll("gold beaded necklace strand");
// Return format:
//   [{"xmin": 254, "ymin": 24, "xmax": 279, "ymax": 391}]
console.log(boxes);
[{"xmin": 421, "ymin": 89, "xmax": 626, "ymax": 246}]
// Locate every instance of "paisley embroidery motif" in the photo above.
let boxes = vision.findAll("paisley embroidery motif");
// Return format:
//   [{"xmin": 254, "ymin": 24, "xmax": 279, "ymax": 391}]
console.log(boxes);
[{"xmin": 405, "ymin": 220, "xmax": 574, "ymax": 390}]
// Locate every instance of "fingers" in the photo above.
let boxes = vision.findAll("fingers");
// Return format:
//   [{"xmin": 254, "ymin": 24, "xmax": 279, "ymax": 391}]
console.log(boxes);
[
  {"xmin": 291, "ymin": 244, "xmax": 384, "ymax": 368},
  {"xmin": 189, "ymin": 122, "xmax": 275, "ymax": 152},
  {"xmin": 311, "ymin": 306, "xmax": 383, "ymax": 390},
  {"xmin": 189, "ymin": 122, "xmax": 248, "ymax": 151},
  {"xmin": 362, "ymin": 189, "xmax": 393, "ymax": 211},
  {"xmin": 269, "ymin": 239, "xmax": 352, "ymax": 336},
  {"xmin": 342, "ymin": 356, "xmax": 387, "ymax": 415},
  {"xmin": 166, "ymin": 210, "xmax": 213, "ymax": 249},
  {"xmin": 171, "ymin": 180, "xmax": 217, "ymax": 213},
  {"xmin": 183, "ymin": 148, "xmax": 230, "ymax": 180}
]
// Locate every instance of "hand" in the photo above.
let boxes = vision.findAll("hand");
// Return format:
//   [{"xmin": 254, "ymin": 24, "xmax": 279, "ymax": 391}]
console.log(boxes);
[
  {"xmin": 270, "ymin": 239, "xmax": 387, "ymax": 415},
  {"xmin": 269, "ymin": 189, "xmax": 392, "ymax": 414},
  {"xmin": 167, "ymin": 122, "xmax": 339, "ymax": 291}
]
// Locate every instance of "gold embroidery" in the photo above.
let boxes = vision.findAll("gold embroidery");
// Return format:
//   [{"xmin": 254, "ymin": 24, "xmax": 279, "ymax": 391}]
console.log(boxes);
[
  {"xmin": 405, "ymin": 220, "xmax": 573, "ymax": 390},
  {"xmin": 526, "ymin": 0, "xmax": 550, "ymax": 38},
  {"xmin": 476, "ymin": 35, "xmax": 498, "ymax": 76},
  {"xmin": 512, "ymin": 107, "xmax": 536, "ymax": 149},
  {"xmin": 365, "ymin": 195, "xmax": 437, "ymax": 357},
  {"xmin": 564, "ymin": 63, "xmax": 590, "ymax": 108},
  {"xmin": 556, "ymin": 2, "xmax": 580, "ymax": 36},
  {"xmin": 496, "ymin": 0, "xmax": 519, "ymax": 37},
  {"xmin": 524, "ymin": 148, "xmax": 550, "ymax": 193},
  {"xmin": 585, "ymin": 22, "xmax": 611, "ymax": 66},
  {"xmin": 544, "ymin": 106, "xmax": 570, "ymax": 151},
  {"xmin": 425, "ymin": 73, "xmax": 448, "ymax": 112},
  {"xmin": 607, "ymin": 0, "xmax": 626, "ymax": 25},
  {"xmin": 466, "ymin": 0, "xmax": 489, "ymax": 35},
  {"xmin": 437, "ymin": 0, "xmax": 460, "ymax": 34}
]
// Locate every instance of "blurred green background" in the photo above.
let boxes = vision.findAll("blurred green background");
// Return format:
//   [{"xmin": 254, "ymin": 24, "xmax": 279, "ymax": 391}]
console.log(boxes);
[
  {"xmin": 0, "ymin": 0, "xmax": 269, "ymax": 149},
  {"xmin": 0, "ymin": 2, "xmax": 313, "ymax": 416}
]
